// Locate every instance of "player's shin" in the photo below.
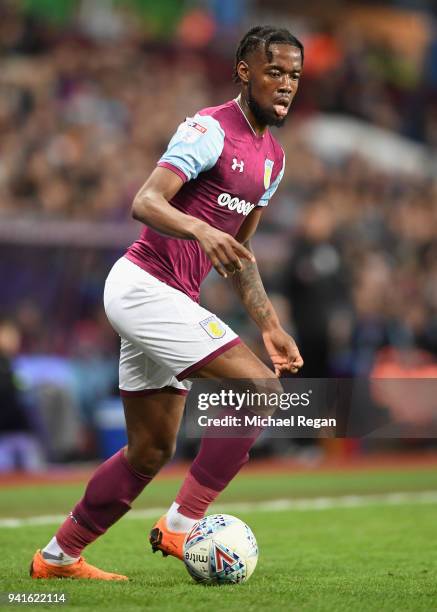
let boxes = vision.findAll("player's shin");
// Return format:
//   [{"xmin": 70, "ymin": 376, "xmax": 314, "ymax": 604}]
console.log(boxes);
[
  {"xmin": 43, "ymin": 448, "xmax": 153, "ymax": 562},
  {"xmin": 167, "ymin": 407, "xmax": 264, "ymax": 529}
]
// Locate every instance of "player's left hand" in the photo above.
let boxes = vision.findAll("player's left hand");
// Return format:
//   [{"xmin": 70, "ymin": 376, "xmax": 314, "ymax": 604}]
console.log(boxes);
[{"xmin": 262, "ymin": 327, "xmax": 303, "ymax": 376}]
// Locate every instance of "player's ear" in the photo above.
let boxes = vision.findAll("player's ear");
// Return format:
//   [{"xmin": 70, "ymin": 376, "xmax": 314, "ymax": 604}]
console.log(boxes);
[{"xmin": 237, "ymin": 60, "xmax": 249, "ymax": 85}]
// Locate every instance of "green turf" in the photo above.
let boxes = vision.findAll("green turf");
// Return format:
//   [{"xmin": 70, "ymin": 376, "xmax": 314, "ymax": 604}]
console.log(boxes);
[
  {"xmin": 1, "ymin": 467, "xmax": 437, "ymax": 518},
  {"xmin": 1, "ymin": 470, "xmax": 437, "ymax": 611}
]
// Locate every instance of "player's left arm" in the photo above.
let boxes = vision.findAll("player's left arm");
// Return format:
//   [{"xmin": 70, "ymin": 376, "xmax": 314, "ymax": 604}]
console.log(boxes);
[{"xmin": 231, "ymin": 208, "xmax": 303, "ymax": 376}]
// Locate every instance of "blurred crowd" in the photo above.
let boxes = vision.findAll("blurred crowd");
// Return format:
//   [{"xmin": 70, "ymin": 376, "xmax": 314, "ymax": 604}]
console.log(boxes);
[
  {"xmin": 2, "ymin": 3, "xmax": 437, "ymax": 220},
  {"xmin": 0, "ymin": 41, "xmax": 209, "ymax": 220},
  {"xmin": 1, "ymin": 2, "xmax": 437, "ymax": 465}
]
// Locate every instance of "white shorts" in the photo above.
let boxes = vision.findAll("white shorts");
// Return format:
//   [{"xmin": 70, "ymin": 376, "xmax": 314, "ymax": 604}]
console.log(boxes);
[{"xmin": 103, "ymin": 257, "xmax": 240, "ymax": 397}]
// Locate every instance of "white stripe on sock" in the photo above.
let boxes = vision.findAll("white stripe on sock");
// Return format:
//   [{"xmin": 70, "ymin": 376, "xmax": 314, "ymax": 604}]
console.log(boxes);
[{"xmin": 165, "ymin": 502, "xmax": 197, "ymax": 532}]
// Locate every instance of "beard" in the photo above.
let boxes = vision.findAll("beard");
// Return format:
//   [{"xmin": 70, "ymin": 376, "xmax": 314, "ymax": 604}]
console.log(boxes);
[{"xmin": 247, "ymin": 81, "xmax": 288, "ymax": 129}]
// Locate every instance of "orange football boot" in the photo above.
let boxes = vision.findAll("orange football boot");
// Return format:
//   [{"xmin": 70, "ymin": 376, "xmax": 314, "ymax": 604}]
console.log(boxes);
[
  {"xmin": 149, "ymin": 515, "xmax": 186, "ymax": 560},
  {"xmin": 29, "ymin": 550, "xmax": 128, "ymax": 581}
]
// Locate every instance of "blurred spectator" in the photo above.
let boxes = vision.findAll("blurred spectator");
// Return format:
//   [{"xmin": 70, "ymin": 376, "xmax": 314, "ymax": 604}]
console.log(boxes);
[
  {"xmin": 282, "ymin": 199, "xmax": 348, "ymax": 376},
  {"xmin": 0, "ymin": 319, "xmax": 45, "ymax": 472}
]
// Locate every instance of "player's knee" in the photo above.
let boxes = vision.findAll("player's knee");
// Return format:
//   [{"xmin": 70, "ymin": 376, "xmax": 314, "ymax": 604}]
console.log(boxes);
[
  {"xmin": 247, "ymin": 377, "xmax": 284, "ymax": 417},
  {"xmin": 126, "ymin": 438, "xmax": 176, "ymax": 475},
  {"xmin": 260, "ymin": 377, "xmax": 283, "ymax": 395},
  {"xmin": 154, "ymin": 439, "xmax": 177, "ymax": 465}
]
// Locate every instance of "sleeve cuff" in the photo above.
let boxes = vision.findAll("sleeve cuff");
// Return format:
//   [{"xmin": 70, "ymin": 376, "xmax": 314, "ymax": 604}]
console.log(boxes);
[{"xmin": 157, "ymin": 162, "xmax": 188, "ymax": 183}]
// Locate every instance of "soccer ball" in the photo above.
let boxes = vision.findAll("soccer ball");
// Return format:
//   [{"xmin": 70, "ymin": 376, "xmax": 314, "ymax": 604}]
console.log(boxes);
[{"xmin": 183, "ymin": 513, "xmax": 258, "ymax": 585}]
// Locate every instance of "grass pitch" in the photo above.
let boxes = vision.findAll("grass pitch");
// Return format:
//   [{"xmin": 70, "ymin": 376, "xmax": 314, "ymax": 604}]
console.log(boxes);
[{"xmin": 1, "ymin": 467, "xmax": 437, "ymax": 611}]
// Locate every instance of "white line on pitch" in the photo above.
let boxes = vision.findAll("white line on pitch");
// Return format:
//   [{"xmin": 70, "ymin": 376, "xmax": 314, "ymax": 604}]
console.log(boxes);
[{"xmin": 1, "ymin": 490, "xmax": 437, "ymax": 528}]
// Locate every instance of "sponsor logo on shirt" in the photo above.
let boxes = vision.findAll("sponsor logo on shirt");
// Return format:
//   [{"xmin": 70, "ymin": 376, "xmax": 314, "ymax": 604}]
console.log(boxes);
[
  {"xmin": 199, "ymin": 316, "xmax": 226, "ymax": 339},
  {"xmin": 217, "ymin": 192, "xmax": 255, "ymax": 216},
  {"xmin": 264, "ymin": 159, "xmax": 274, "ymax": 189}
]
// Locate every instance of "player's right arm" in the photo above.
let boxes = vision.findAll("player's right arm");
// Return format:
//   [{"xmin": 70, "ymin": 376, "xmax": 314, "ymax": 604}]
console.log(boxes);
[
  {"xmin": 132, "ymin": 166, "xmax": 207, "ymax": 240},
  {"xmin": 132, "ymin": 114, "xmax": 254, "ymax": 278},
  {"xmin": 132, "ymin": 167, "xmax": 253, "ymax": 278}
]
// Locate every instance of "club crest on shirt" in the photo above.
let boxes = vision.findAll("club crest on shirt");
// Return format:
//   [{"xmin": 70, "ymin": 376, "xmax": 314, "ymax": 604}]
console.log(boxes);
[
  {"xmin": 199, "ymin": 316, "xmax": 226, "ymax": 339},
  {"xmin": 264, "ymin": 159, "xmax": 274, "ymax": 190}
]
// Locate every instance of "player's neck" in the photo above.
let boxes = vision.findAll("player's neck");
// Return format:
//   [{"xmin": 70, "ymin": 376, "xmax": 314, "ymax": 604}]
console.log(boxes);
[{"xmin": 235, "ymin": 94, "xmax": 267, "ymax": 137}]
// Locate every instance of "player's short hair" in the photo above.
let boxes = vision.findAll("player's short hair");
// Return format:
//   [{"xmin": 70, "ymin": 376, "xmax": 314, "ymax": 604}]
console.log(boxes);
[{"xmin": 233, "ymin": 25, "xmax": 304, "ymax": 83}]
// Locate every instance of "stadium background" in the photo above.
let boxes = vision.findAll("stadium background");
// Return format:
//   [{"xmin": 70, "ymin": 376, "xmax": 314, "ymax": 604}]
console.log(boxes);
[
  {"xmin": 2, "ymin": 2, "xmax": 437, "ymax": 609},
  {"xmin": 1, "ymin": 0, "xmax": 437, "ymax": 470}
]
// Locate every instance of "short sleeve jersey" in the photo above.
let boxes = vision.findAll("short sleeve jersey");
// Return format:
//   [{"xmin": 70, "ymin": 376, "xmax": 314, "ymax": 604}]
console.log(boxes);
[{"xmin": 125, "ymin": 99, "xmax": 285, "ymax": 302}]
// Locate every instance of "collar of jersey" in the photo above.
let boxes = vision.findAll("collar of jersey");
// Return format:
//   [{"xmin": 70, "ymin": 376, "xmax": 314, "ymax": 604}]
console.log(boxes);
[{"xmin": 234, "ymin": 96, "xmax": 265, "ymax": 139}]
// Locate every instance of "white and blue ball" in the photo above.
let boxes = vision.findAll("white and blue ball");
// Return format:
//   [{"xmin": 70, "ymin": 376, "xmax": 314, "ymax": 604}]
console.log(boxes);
[{"xmin": 183, "ymin": 513, "xmax": 258, "ymax": 585}]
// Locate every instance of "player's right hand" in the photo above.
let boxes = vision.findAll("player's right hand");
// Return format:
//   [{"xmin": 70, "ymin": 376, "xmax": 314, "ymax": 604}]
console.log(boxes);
[{"xmin": 194, "ymin": 225, "xmax": 255, "ymax": 278}]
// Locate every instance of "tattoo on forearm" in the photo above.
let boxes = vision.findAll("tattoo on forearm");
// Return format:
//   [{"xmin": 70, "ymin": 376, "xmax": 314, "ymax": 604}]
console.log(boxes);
[{"xmin": 232, "ymin": 245, "xmax": 274, "ymax": 326}]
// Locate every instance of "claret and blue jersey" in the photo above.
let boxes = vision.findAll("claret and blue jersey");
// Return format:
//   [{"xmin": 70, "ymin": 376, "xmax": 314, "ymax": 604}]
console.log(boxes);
[{"xmin": 126, "ymin": 99, "xmax": 285, "ymax": 302}]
